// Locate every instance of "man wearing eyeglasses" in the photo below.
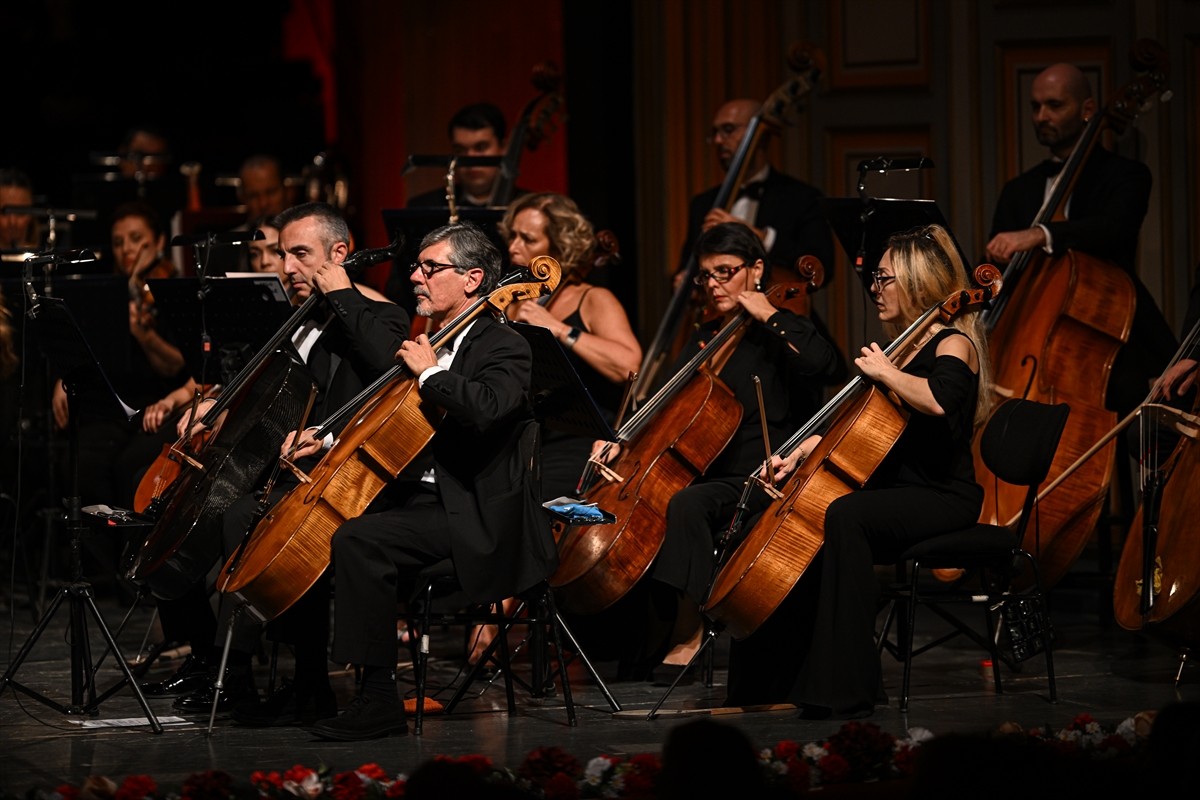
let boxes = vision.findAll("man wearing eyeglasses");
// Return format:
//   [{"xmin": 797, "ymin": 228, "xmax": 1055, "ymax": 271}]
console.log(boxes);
[
  {"xmin": 677, "ymin": 98, "xmax": 834, "ymax": 278},
  {"xmin": 304, "ymin": 221, "xmax": 552, "ymax": 740}
]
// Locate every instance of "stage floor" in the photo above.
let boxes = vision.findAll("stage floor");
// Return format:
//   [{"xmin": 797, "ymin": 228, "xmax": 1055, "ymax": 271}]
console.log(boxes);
[{"xmin": 0, "ymin": 573, "xmax": 1195, "ymax": 794}]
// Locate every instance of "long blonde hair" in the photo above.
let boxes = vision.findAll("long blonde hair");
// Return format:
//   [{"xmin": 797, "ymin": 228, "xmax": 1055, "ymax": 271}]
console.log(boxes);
[
  {"xmin": 883, "ymin": 224, "xmax": 993, "ymax": 427},
  {"xmin": 499, "ymin": 192, "xmax": 596, "ymax": 273}
]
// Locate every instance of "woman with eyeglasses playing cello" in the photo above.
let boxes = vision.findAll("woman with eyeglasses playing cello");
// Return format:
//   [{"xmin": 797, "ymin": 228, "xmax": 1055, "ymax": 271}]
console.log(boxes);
[
  {"xmin": 726, "ymin": 224, "xmax": 993, "ymax": 718},
  {"xmin": 585, "ymin": 221, "xmax": 844, "ymax": 682}
]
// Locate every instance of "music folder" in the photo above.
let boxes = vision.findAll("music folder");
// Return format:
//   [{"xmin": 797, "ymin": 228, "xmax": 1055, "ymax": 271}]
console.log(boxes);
[
  {"xmin": 147, "ymin": 274, "xmax": 293, "ymax": 384},
  {"xmin": 509, "ymin": 321, "xmax": 616, "ymax": 441}
]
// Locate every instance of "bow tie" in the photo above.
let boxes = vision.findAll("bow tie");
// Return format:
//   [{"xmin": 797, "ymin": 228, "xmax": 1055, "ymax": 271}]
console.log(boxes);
[
  {"xmin": 736, "ymin": 181, "xmax": 765, "ymax": 201},
  {"xmin": 1040, "ymin": 160, "xmax": 1065, "ymax": 178}
]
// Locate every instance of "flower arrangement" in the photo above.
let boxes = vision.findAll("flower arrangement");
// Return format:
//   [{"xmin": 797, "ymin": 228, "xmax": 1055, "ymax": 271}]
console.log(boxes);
[{"xmin": 15, "ymin": 713, "xmax": 1156, "ymax": 800}]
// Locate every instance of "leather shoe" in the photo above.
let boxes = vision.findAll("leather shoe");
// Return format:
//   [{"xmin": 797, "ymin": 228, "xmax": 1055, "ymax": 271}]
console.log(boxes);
[
  {"xmin": 309, "ymin": 693, "xmax": 408, "ymax": 741},
  {"xmin": 234, "ymin": 681, "xmax": 337, "ymax": 727},
  {"xmin": 173, "ymin": 668, "xmax": 257, "ymax": 713},
  {"xmin": 140, "ymin": 654, "xmax": 209, "ymax": 697}
]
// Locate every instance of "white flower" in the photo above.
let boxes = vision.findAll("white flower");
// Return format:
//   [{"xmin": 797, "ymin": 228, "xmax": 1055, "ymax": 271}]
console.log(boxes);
[
  {"xmin": 282, "ymin": 773, "xmax": 324, "ymax": 799},
  {"xmin": 903, "ymin": 726, "xmax": 935, "ymax": 744},
  {"xmin": 583, "ymin": 756, "xmax": 615, "ymax": 786},
  {"xmin": 1115, "ymin": 717, "xmax": 1138, "ymax": 745},
  {"xmin": 802, "ymin": 743, "xmax": 827, "ymax": 761}
]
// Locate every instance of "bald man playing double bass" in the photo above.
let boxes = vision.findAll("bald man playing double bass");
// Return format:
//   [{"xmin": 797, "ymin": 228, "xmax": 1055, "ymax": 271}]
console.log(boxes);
[{"xmin": 985, "ymin": 62, "xmax": 1176, "ymax": 417}]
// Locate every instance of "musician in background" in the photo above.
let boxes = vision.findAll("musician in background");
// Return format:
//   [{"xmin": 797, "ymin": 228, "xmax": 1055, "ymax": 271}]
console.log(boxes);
[
  {"xmin": 139, "ymin": 202, "xmax": 410, "ymax": 715},
  {"xmin": 985, "ymin": 63, "xmax": 1176, "ymax": 417},
  {"xmin": 678, "ymin": 98, "xmax": 834, "ymax": 278},
  {"xmin": 407, "ymin": 102, "xmax": 530, "ymax": 210},
  {"xmin": 298, "ymin": 222, "xmax": 551, "ymax": 740},
  {"xmin": 246, "ymin": 215, "xmax": 285, "ymax": 283},
  {"xmin": 0, "ymin": 167, "xmax": 39, "ymax": 250},
  {"xmin": 744, "ymin": 224, "xmax": 991, "ymax": 718},
  {"xmin": 604, "ymin": 221, "xmax": 844, "ymax": 682},
  {"xmin": 502, "ymin": 192, "xmax": 641, "ymax": 500}
]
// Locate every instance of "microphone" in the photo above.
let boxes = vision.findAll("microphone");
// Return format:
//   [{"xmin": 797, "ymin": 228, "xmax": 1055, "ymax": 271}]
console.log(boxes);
[
  {"xmin": 343, "ymin": 234, "xmax": 404, "ymax": 274},
  {"xmin": 170, "ymin": 229, "xmax": 266, "ymax": 248}
]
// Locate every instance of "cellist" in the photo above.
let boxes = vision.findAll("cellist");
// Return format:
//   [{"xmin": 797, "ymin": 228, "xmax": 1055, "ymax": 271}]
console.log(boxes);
[
  {"xmin": 733, "ymin": 225, "xmax": 992, "ymax": 718},
  {"xmin": 985, "ymin": 63, "xmax": 1176, "ymax": 418},
  {"xmin": 597, "ymin": 221, "xmax": 844, "ymax": 682},
  {"xmin": 138, "ymin": 203, "xmax": 410, "ymax": 713}
]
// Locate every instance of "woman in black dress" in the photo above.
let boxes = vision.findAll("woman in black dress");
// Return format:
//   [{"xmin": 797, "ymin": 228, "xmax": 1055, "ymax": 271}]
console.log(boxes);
[{"xmin": 744, "ymin": 223, "xmax": 992, "ymax": 718}]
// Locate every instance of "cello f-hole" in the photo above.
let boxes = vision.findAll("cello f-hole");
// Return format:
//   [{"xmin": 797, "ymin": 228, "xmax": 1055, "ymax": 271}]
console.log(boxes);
[{"xmin": 1020, "ymin": 354, "xmax": 1038, "ymax": 399}]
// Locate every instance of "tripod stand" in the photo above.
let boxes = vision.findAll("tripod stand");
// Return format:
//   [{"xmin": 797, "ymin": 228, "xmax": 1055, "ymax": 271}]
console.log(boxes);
[{"xmin": 0, "ymin": 277, "xmax": 161, "ymax": 731}]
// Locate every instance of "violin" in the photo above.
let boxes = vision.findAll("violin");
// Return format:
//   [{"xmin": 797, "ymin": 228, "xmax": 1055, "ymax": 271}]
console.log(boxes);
[
  {"xmin": 704, "ymin": 267, "xmax": 999, "ymax": 638},
  {"xmin": 130, "ymin": 258, "xmax": 175, "ymax": 331}
]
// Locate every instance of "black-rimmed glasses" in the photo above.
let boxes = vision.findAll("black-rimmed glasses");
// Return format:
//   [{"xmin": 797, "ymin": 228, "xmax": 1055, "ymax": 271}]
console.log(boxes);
[
  {"xmin": 693, "ymin": 263, "xmax": 747, "ymax": 286},
  {"xmin": 408, "ymin": 260, "xmax": 462, "ymax": 278},
  {"xmin": 870, "ymin": 271, "xmax": 897, "ymax": 292}
]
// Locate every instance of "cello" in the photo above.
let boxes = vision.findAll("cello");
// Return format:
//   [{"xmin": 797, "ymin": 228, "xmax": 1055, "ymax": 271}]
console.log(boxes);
[
  {"xmin": 551, "ymin": 266, "xmax": 822, "ymax": 616},
  {"xmin": 704, "ymin": 268, "xmax": 999, "ymax": 639},
  {"xmin": 1113, "ymin": 322, "xmax": 1200, "ymax": 650},
  {"xmin": 636, "ymin": 42, "xmax": 824, "ymax": 403},
  {"xmin": 216, "ymin": 257, "xmax": 561, "ymax": 621},
  {"xmin": 488, "ymin": 61, "xmax": 564, "ymax": 208},
  {"xmin": 125, "ymin": 241, "xmax": 400, "ymax": 598},
  {"xmin": 971, "ymin": 41, "xmax": 1171, "ymax": 590}
]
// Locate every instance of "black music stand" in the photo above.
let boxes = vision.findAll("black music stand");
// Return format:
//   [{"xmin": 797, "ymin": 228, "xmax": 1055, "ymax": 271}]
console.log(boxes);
[
  {"xmin": 822, "ymin": 196, "xmax": 960, "ymax": 292},
  {"xmin": 492, "ymin": 323, "xmax": 622, "ymax": 712},
  {"xmin": 0, "ymin": 289, "xmax": 163, "ymax": 732},
  {"xmin": 148, "ymin": 274, "xmax": 294, "ymax": 385}
]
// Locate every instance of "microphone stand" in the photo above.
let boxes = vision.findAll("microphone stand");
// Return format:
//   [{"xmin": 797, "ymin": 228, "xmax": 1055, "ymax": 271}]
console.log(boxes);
[{"xmin": 0, "ymin": 262, "xmax": 162, "ymax": 731}]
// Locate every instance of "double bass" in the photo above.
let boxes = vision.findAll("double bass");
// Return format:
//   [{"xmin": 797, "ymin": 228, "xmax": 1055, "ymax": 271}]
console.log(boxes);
[
  {"xmin": 971, "ymin": 41, "xmax": 1171, "ymax": 590},
  {"xmin": 216, "ymin": 257, "xmax": 560, "ymax": 621},
  {"xmin": 636, "ymin": 42, "xmax": 824, "ymax": 402},
  {"xmin": 551, "ymin": 266, "xmax": 823, "ymax": 616},
  {"xmin": 704, "ymin": 270, "xmax": 998, "ymax": 639}
]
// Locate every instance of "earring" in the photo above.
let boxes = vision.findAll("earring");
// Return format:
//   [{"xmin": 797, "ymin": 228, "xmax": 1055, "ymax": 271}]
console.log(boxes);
[{"xmin": 755, "ymin": 280, "xmax": 762, "ymax": 291}]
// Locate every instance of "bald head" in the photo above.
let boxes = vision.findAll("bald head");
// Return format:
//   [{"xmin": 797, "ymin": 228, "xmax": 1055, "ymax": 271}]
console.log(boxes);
[
  {"xmin": 1030, "ymin": 63, "xmax": 1097, "ymax": 158},
  {"xmin": 710, "ymin": 98, "xmax": 763, "ymax": 172}
]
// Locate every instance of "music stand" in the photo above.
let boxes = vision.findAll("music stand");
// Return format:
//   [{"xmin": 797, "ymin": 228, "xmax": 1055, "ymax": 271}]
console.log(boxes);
[
  {"xmin": 822, "ymin": 196, "xmax": 963, "ymax": 291},
  {"xmin": 501, "ymin": 322, "xmax": 621, "ymax": 712},
  {"xmin": 0, "ymin": 287, "xmax": 163, "ymax": 732},
  {"xmin": 148, "ymin": 275, "xmax": 293, "ymax": 385}
]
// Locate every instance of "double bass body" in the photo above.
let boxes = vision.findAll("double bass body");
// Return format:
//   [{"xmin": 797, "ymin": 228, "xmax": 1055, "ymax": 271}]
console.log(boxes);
[{"xmin": 978, "ymin": 249, "xmax": 1133, "ymax": 589}]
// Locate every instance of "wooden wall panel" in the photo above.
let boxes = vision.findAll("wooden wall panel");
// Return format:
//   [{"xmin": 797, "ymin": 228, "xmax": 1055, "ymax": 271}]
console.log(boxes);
[{"xmin": 829, "ymin": 0, "xmax": 930, "ymax": 88}]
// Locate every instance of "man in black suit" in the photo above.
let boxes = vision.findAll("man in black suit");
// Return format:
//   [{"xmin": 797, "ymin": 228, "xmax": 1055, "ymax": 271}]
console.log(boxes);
[
  {"xmin": 143, "ymin": 202, "xmax": 410, "ymax": 712},
  {"xmin": 302, "ymin": 221, "xmax": 552, "ymax": 741},
  {"xmin": 678, "ymin": 98, "xmax": 834, "ymax": 276},
  {"xmin": 985, "ymin": 63, "xmax": 1176, "ymax": 416}
]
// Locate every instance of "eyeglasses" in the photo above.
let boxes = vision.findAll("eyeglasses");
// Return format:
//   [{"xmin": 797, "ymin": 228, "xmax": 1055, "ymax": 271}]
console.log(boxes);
[
  {"xmin": 870, "ymin": 271, "xmax": 897, "ymax": 292},
  {"xmin": 706, "ymin": 122, "xmax": 746, "ymax": 143},
  {"xmin": 693, "ymin": 263, "xmax": 746, "ymax": 286},
  {"xmin": 408, "ymin": 260, "xmax": 462, "ymax": 278}
]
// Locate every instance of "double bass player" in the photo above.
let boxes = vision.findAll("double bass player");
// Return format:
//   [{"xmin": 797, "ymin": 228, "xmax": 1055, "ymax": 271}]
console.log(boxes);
[{"xmin": 985, "ymin": 63, "xmax": 1176, "ymax": 418}]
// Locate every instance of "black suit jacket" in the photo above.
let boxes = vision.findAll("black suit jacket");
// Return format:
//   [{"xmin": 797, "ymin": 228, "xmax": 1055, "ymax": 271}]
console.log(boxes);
[
  {"xmin": 679, "ymin": 166, "xmax": 834, "ymax": 279},
  {"xmin": 989, "ymin": 146, "xmax": 1177, "ymax": 413},
  {"xmin": 421, "ymin": 314, "xmax": 556, "ymax": 603},
  {"xmin": 304, "ymin": 288, "xmax": 411, "ymax": 423}
]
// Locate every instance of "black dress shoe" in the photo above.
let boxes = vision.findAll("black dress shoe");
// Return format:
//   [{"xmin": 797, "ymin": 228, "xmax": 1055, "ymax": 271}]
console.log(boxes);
[
  {"xmin": 140, "ymin": 654, "xmax": 209, "ymax": 697},
  {"xmin": 234, "ymin": 681, "xmax": 337, "ymax": 727},
  {"xmin": 309, "ymin": 694, "xmax": 408, "ymax": 741},
  {"xmin": 173, "ymin": 668, "xmax": 257, "ymax": 713}
]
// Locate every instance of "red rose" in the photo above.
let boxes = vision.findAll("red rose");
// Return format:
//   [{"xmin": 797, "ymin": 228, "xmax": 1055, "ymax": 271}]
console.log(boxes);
[
  {"xmin": 115, "ymin": 775, "xmax": 157, "ymax": 800},
  {"xmin": 774, "ymin": 739, "xmax": 800, "ymax": 760},
  {"xmin": 331, "ymin": 771, "xmax": 366, "ymax": 800}
]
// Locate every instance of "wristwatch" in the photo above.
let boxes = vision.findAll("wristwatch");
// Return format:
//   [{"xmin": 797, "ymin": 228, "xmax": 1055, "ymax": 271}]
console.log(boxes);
[{"xmin": 563, "ymin": 327, "xmax": 582, "ymax": 349}]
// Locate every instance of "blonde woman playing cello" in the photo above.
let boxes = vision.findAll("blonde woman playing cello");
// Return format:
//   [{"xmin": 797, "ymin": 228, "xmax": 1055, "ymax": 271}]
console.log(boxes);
[{"xmin": 730, "ymin": 225, "xmax": 992, "ymax": 717}]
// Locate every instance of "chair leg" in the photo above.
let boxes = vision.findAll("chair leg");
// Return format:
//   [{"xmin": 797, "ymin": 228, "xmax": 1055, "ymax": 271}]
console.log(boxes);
[
  {"xmin": 413, "ymin": 581, "xmax": 434, "ymax": 736},
  {"xmin": 1024, "ymin": 553, "xmax": 1057, "ymax": 703},
  {"xmin": 900, "ymin": 561, "xmax": 920, "ymax": 712}
]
